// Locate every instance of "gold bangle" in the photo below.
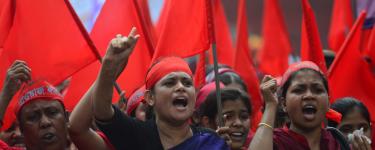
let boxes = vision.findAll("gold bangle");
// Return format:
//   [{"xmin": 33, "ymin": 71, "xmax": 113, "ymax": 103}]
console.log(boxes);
[{"xmin": 258, "ymin": 123, "xmax": 273, "ymax": 130}]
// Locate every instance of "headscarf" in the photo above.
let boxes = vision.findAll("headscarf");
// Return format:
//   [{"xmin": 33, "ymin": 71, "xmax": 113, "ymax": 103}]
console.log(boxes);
[{"xmin": 126, "ymin": 85, "xmax": 146, "ymax": 114}]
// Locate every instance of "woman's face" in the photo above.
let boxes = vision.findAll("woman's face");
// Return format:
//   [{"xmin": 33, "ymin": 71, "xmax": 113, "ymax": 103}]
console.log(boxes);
[
  {"xmin": 151, "ymin": 72, "xmax": 196, "ymax": 125},
  {"xmin": 285, "ymin": 70, "xmax": 329, "ymax": 131},
  {"xmin": 221, "ymin": 99, "xmax": 250, "ymax": 150},
  {"xmin": 338, "ymin": 107, "xmax": 371, "ymax": 139}
]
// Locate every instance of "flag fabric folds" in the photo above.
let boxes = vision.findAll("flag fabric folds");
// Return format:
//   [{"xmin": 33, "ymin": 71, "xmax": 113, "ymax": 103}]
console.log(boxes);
[
  {"xmin": 0, "ymin": 0, "xmax": 97, "ymax": 130},
  {"xmin": 300, "ymin": 0, "xmax": 327, "ymax": 73},
  {"xmin": 233, "ymin": 0, "xmax": 262, "ymax": 131},
  {"xmin": 258, "ymin": 0, "xmax": 291, "ymax": 77}
]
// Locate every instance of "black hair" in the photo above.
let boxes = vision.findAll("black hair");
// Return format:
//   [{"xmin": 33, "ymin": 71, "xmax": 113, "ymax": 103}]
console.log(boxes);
[
  {"xmin": 328, "ymin": 97, "xmax": 371, "ymax": 127},
  {"xmin": 206, "ymin": 64, "xmax": 248, "ymax": 92},
  {"xmin": 197, "ymin": 88, "xmax": 252, "ymax": 123}
]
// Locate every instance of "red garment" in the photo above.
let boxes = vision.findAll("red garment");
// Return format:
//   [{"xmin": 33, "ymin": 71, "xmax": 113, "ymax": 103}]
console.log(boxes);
[
  {"xmin": 273, "ymin": 128, "xmax": 341, "ymax": 150},
  {"xmin": 126, "ymin": 85, "xmax": 146, "ymax": 115},
  {"xmin": 0, "ymin": 140, "xmax": 24, "ymax": 150},
  {"xmin": 195, "ymin": 82, "xmax": 224, "ymax": 109}
]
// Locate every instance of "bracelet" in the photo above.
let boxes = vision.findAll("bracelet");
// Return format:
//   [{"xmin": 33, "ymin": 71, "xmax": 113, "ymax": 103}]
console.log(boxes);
[{"xmin": 258, "ymin": 123, "xmax": 273, "ymax": 130}]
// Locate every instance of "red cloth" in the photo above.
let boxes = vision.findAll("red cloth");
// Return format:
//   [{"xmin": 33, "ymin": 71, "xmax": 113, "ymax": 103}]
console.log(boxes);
[
  {"xmin": 195, "ymin": 82, "xmax": 224, "ymax": 109},
  {"xmin": 152, "ymin": 0, "xmax": 212, "ymax": 61},
  {"xmin": 0, "ymin": 140, "xmax": 23, "ymax": 150},
  {"xmin": 280, "ymin": 61, "xmax": 322, "ymax": 88},
  {"xmin": 146, "ymin": 57, "xmax": 192, "ymax": 90},
  {"xmin": 208, "ymin": 0, "xmax": 234, "ymax": 67},
  {"xmin": 329, "ymin": 12, "xmax": 375, "ymax": 122},
  {"xmin": 300, "ymin": 0, "xmax": 327, "ymax": 73},
  {"xmin": 328, "ymin": 0, "xmax": 354, "ymax": 53},
  {"xmin": 64, "ymin": 0, "xmax": 154, "ymax": 109},
  {"xmin": 233, "ymin": 0, "xmax": 262, "ymax": 132},
  {"xmin": 364, "ymin": 26, "xmax": 375, "ymax": 67},
  {"xmin": 258, "ymin": 0, "xmax": 291, "ymax": 77},
  {"xmin": 325, "ymin": 109, "xmax": 342, "ymax": 124},
  {"xmin": 0, "ymin": 0, "xmax": 14, "ymax": 51},
  {"xmin": 273, "ymin": 128, "xmax": 341, "ymax": 150},
  {"xmin": 194, "ymin": 52, "xmax": 207, "ymax": 89},
  {"xmin": 126, "ymin": 85, "xmax": 146, "ymax": 115},
  {"xmin": 0, "ymin": 0, "xmax": 96, "ymax": 131},
  {"xmin": 15, "ymin": 81, "xmax": 64, "ymax": 116}
]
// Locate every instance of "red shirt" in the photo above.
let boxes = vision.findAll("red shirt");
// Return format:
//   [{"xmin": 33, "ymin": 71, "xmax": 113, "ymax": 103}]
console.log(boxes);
[
  {"xmin": 273, "ymin": 128, "xmax": 341, "ymax": 150},
  {"xmin": 0, "ymin": 140, "xmax": 24, "ymax": 150}
]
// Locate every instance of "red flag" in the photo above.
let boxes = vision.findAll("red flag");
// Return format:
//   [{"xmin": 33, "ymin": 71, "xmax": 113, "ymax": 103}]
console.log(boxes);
[
  {"xmin": 233, "ymin": 0, "xmax": 262, "ymax": 131},
  {"xmin": 0, "ymin": 0, "xmax": 15, "ymax": 51},
  {"xmin": 329, "ymin": 12, "xmax": 375, "ymax": 121},
  {"xmin": 135, "ymin": 0, "xmax": 157, "ymax": 51},
  {"xmin": 64, "ymin": 0, "xmax": 154, "ymax": 109},
  {"xmin": 194, "ymin": 52, "xmax": 206, "ymax": 89},
  {"xmin": 152, "ymin": 0, "xmax": 211, "ymax": 61},
  {"xmin": 209, "ymin": 0, "xmax": 234, "ymax": 67},
  {"xmin": 258, "ymin": 0, "xmax": 291, "ymax": 77},
  {"xmin": 0, "ymin": 0, "xmax": 97, "ymax": 130},
  {"xmin": 328, "ymin": 0, "xmax": 354, "ymax": 53},
  {"xmin": 300, "ymin": 0, "xmax": 327, "ymax": 73}
]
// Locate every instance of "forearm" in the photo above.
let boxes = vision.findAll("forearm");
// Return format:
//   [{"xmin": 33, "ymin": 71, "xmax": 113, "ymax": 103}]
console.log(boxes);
[
  {"xmin": 0, "ymin": 90, "xmax": 13, "ymax": 127},
  {"xmin": 69, "ymin": 128, "xmax": 111, "ymax": 150},
  {"xmin": 249, "ymin": 103, "xmax": 277, "ymax": 150},
  {"xmin": 69, "ymin": 82, "xmax": 97, "ymax": 135},
  {"xmin": 93, "ymin": 59, "xmax": 117, "ymax": 121}
]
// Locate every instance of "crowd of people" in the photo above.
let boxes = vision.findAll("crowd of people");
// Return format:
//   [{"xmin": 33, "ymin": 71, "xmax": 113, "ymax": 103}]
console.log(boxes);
[{"xmin": 0, "ymin": 28, "xmax": 373, "ymax": 150}]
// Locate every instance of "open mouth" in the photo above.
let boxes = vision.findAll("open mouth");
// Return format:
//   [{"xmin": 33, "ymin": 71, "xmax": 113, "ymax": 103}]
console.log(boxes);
[
  {"xmin": 302, "ymin": 105, "xmax": 317, "ymax": 121},
  {"xmin": 41, "ymin": 133, "xmax": 57, "ymax": 143},
  {"xmin": 172, "ymin": 97, "xmax": 188, "ymax": 110},
  {"xmin": 230, "ymin": 132, "xmax": 245, "ymax": 141}
]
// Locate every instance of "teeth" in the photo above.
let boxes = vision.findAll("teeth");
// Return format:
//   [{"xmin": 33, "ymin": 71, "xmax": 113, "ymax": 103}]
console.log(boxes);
[{"xmin": 231, "ymin": 132, "xmax": 243, "ymax": 136}]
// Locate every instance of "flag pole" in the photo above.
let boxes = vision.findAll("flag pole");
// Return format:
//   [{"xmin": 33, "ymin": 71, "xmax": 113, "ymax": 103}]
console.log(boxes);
[
  {"xmin": 212, "ymin": 43, "xmax": 224, "ymax": 127},
  {"xmin": 207, "ymin": 0, "xmax": 223, "ymax": 127},
  {"xmin": 64, "ymin": 0, "xmax": 127, "ymax": 103}
]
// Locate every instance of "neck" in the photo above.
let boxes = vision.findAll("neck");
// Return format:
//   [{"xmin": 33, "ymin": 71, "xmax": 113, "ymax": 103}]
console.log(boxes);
[
  {"xmin": 290, "ymin": 124, "xmax": 321, "ymax": 150},
  {"xmin": 156, "ymin": 117, "xmax": 193, "ymax": 149}
]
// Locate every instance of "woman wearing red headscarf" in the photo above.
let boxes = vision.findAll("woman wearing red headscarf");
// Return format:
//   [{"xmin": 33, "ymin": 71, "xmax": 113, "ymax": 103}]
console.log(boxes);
[
  {"xmin": 91, "ymin": 27, "xmax": 228, "ymax": 150},
  {"xmin": 249, "ymin": 61, "xmax": 352, "ymax": 150}
]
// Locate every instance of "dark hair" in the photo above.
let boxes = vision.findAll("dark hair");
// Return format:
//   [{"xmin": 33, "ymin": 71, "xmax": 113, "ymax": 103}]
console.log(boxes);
[
  {"xmin": 328, "ymin": 97, "xmax": 370, "ymax": 127},
  {"xmin": 198, "ymin": 88, "xmax": 252, "ymax": 123},
  {"xmin": 206, "ymin": 65, "xmax": 248, "ymax": 92},
  {"xmin": 278, "ymin": 68, "xmax": 329, "ymax": 99}
]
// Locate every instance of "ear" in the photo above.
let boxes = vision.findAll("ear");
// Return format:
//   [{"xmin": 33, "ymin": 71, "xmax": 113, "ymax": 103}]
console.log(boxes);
[{"xmin": 144, "ymin": 90, "xmax": 155, "ymax": 106}]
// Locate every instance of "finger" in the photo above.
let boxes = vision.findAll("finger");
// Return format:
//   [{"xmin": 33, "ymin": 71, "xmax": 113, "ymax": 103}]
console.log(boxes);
[
  {"xmin": 361, "ymin": 136, "xmax": 371, "ymax": 150},
  {"xmin": 11, "ymin": 60, "xmax": 27, "ymax": 67},
  {"xmin": 261, "ymin": 75, "xmax": 273, "ymax": 83},
  {"xmin": 13, "ymin": 72, "xmax": 31, "ymax": 82},
  {"xmin": 354, "ymin": 134, "xmax": 366, "ymax": 150},
  {"xmin": 128, "ymin": 27, "xmax": 137, "ymax": 38},
  {"xmin": 9, "ymin": 62, "xmax": 31, "ymax": 72},
  {"xmin": 116, "ymin": 34, "xmax": 123, "ymax": 38},
  {"xmin": 216, "ymin": 127, "xmax": 231, "ymax": 135}
]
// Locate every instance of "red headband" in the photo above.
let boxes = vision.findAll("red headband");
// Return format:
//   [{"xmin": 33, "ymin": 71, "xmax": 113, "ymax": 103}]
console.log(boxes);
[
  {"xmin": 195, "ymin": 82, "xmax": 224, "ymax": 109},
  {"xmin": 280, "ymin": 61, "xmax": 323, "ymax": 87},
  {"xmin": 15, "ymin": 81, "xmax": 64, "ymax": 116},
  {"xmin": 146, "ymin": 57, "xmax": 192, "ymax": 90},
  {"xmin": 326, "ymin": 109, "xmax": 342, "ymax": 124},
  {"xmin": 126, "ymin": 85, "xmax": 146, "ymax": 114}
]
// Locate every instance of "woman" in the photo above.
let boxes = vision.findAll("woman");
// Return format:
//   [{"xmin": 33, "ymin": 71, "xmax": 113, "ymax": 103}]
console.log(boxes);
[
  {"xmin": 91, "ymin": 28, "xmax": 228, "ymax": 150},
  {"xmin": 197, "ymin": 88, "xmax": 251, "ymax": 150},
  {"xmin": 328, "ymin": 97, "xmax": 372, "ymax": 149},
  {"xmin": 249, "ymin": 61, "xmax": 351, "ymax": 150}
]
